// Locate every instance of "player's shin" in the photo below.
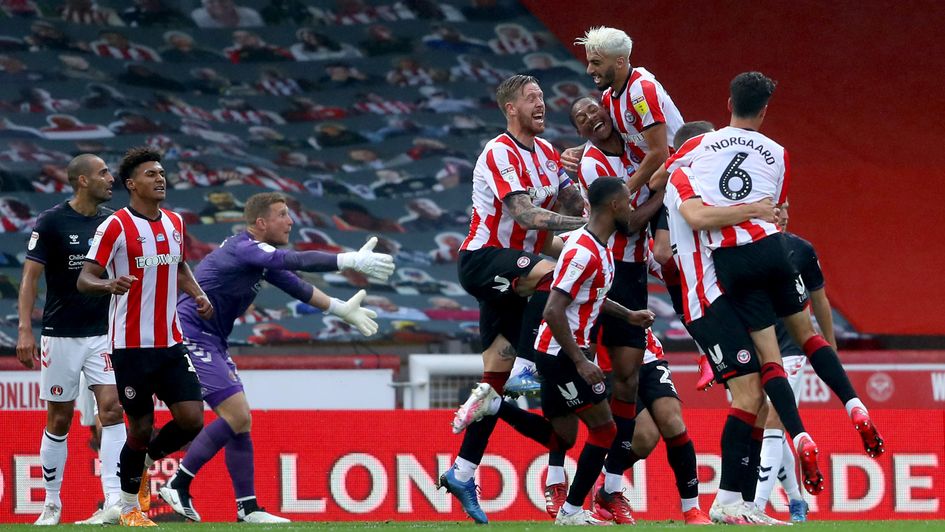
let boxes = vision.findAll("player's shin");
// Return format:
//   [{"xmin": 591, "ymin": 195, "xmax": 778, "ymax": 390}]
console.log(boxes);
[
  {"xmin": 761, "ymin": 362, "xmax": 807, "ymax": 438},
  {"xmin": 99, "ymin": 423, "xmax": 126, "ymax": 507},
  {"xmin": 564, "ymin": 421, "xmax": 617, "ymax": 511},
  {"xmin": 664, "ymin": 431, "xmax": 700, "ymax": 509},
  {"xmin": 602, "ymin": 398, "xmax": 636, "ymax": 493}
]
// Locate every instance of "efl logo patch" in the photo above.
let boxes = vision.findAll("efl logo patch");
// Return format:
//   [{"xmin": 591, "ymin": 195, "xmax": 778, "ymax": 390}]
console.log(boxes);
[
  {"xmin": 50, "ymin": 385, "xmax": 63, "ymax": 396},
  {"xmin": 516, "ymin": 256, "xmax": 531, "ymax": 269},
  {"xmin": 632, "ymin": 95, "xmax": 649, "ymax": 116},
  {"xmin": 500, "ymin": 166, "xmax": 516, "ymax": 183},
  {"xmin": 592, "ymin": 382, "xmax": 606, "ymax": 394},
  {"xmin": 736, "ymin": 350, "xmax": 751, "ymax": 364},
  {"xmin": 124, "ymin": 386, "xmax": 136, "ymax": 399}
]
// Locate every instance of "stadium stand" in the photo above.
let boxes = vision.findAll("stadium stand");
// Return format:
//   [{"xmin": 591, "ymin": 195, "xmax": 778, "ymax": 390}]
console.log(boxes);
[{"xmin": 0, "ymin": 0, "xmax": 864, "ymax": 354}]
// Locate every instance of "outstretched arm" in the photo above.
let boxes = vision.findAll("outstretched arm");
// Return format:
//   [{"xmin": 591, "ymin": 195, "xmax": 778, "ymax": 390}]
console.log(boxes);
[
  {"xmin": 504, "ymin": 193, "xmax": 585, "ymax": 231},
  {"xmin": 678, "ymin": 197, "xmax": 777, "ymax": 231}
]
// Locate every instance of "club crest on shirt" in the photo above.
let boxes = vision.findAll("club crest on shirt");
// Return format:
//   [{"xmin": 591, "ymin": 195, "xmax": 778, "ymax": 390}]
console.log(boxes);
[
  {"xmin": 172, "ymin": 230, "xmax": 182, "ymax": 243},
  {"xmin": 624, "ymin": 110, "xmax": 636, "ymax": 125},
  {"xmin": 545, "ymin": 160, "xmax": 558, "ymax": 173}
]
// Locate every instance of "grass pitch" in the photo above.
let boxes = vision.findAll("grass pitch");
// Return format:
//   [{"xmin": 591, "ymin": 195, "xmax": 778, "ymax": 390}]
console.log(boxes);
[{"xmin": 1, "ymin": 521, "xmax": 944, "ymax": 531}]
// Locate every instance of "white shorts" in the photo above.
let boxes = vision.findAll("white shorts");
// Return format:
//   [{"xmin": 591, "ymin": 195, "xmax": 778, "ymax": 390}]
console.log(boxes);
[
  {"xmin": 76, "ymin": 373, "xmax": 98, "ymax": 426},
  {"xmin": 782, "ymin": 354, "xmax": 808, "ymax": 404},
  {"xmin": 39, "ymin": 335, "xmax": 114, "ymax": 402}
]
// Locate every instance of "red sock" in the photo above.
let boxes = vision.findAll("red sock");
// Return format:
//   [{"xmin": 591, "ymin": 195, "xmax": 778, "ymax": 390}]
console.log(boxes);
[{"xmin": 482, "ymin": 371, "xmax": 510, "ymax": 396}]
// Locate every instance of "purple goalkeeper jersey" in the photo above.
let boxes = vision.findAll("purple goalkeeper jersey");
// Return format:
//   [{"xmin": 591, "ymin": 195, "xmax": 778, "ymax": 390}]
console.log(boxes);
[{"xmin": 178, "ymin": 231, "xmax": 332, "ymax": 342}]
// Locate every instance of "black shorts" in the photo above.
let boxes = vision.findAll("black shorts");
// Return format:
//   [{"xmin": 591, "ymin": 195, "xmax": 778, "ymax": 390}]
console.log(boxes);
[
  {"xmin": 711, "ymin": 234, "xmax": 809, "ymax": 331},
  {"xmin": 636, "ymin": 359, "xmax": 680, "ymax": 411},
  {"xmin": 459, "ymin": 248, "xmax": 543, "ymax": 348},
  {"xmin": 652, "ymin": 206, "xmax": 669, "ymax": 232},
  {"xmin": 536, "ymin": 351, "xmax": 608, "ymax": 419},
  {"xmin": 596, "ymin": 261, "xmax": 647, "ymax": 349},
  {"xmin": 666, "ymin": 282, "xmax": 684, "ymax": 317},
  {"xmin": 686, "ymin": 296, "xmax": 760, "ymax": 383},
  {"xmin": 112, "ymin": 344, "xmax": 203, "ymax": 417}
]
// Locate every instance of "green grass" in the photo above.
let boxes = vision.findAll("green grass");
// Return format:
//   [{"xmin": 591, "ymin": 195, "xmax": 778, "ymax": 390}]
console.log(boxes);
[{"xmin": 2, "ymin": 522, "xmax": 945, "ymax": 531}]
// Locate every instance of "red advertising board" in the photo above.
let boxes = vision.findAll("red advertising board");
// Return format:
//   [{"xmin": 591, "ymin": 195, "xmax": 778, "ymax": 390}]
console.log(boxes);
[{"xmin": 0, "ymin": 409, "xmax": 942, "ymax": 523}]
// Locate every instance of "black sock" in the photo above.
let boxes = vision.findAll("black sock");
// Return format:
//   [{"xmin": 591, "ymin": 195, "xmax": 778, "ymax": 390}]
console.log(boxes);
[
  {"xmin": 665, "ymin": 432, "xmax": 699, "ymax": 500},
  {"xmin": 603, "ymin": 399, "xmax": 636, "ymax": 476},
  {"xmin": 458, "ymin": 413, "xmax": 499, "ymax": 464},
  {"xmin": 119, "ymin": 442, "xmax": 148, "ymax": 495},
  {"xmin": 149, "ymin": 421, "xmax": 199, "ymax": 461},
  {"xmin": 807, "ymin": 345, "xmax": 858, "ymax": 405},
  {"xmin": 497, "ymin": 401, "xmax": 565, "ymax": 450},
  {"xmin": 720, "ymin": 410, "xmax": 754, "ymax": 493},
  {"xmin": 171, "ymin": 466, "xmax": 194, "ymax": 491},
  {"xmin": 763, "ymin": 376, "xmax": 806, "ymax": 438},
  {"xmin": 237, "ymin": 497, "xmax": 259, "ymax": 516},
  {"xmin": 742, "ymin": 429, "xmax": 763, "ymax": 502},
  {"xmin": 548, "ymin": 449, "xmax": 566, "ymax": 467},
  {"xmin": 626, "ymin": 448, "xmax": 644, "ymax": 469},
  {"xmin": 565, "ymin": 442, "xmax": 609, "ymax": 507}
]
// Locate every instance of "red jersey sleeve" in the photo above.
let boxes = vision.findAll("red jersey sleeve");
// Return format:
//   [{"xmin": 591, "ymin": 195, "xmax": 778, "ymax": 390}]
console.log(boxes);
[
  {"xmin": 86, "ymin": 215, "xmax": 123, "ymax": 268},
  {"xmin": 630, "ymin": 80, "xmax": 666, "ymax": 129},
  {"xmin": 665, "ymin": 134, "xmax": 707, "ymax": 173},
  {"xmin": 484, "ymin": 144, "xmax": 526, "ymax": 201},
  {"xmin": 553, "ymin": 247, "xmax": 599, "ymax": 299}
]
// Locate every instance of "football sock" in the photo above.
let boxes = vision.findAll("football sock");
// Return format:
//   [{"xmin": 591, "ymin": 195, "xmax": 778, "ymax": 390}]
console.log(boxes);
[
  {"xmin": 237, "ymin": 496, "xmax": 260, "ymax": 518},
  {"xmin": 149, "ymin": 420, "xmax": 200, "ymax": 461},
  {"xmin": 565, "ymin": 422, "xmax": 616, "ymax": 507},
  {"xmin": 761, "ymin": 363, "xmax": 806, "ymax": 438},
  {"xmin": 171, "ymin": 465, "xmax": 195, "ymax": 492},
  {"xmin": 100, "ymin": 423, "xmax": 126, "ymax": 507},
  {"xmin": 603, "ymin": 472, "xmax": 623, "ymax": 493},
  {"xmin": 845, "ymin": 397, "xmax": 867, "ymax": 417},
  {"xmin": 452, "ymin": 457, "xmax": 478, "ymax": 483},
  {"xmin": 803, "ymin": 336, "xmax": 858, "ymax": 405},
  {"xmin": 225, "ymin": 432, "xmax": 256, "ymax": 499},
  {"xmin": 481, "ymin": 371, "xmax": 510, "ymax": 396},
  {"xmin": 602, "ymin": 399, "xmax": 636, "ymax": 483},
  {"xmin": 547, "ymin": 450, "xmax": 566, "ymax": 486},
  {"xmin": 40, "ymin": 430, "xmax": 67, "ymax": 507},
  {"xmin": 118, "ymin": 436, "xmax": 148, "ymax": 500},
  {"xmin": 665, "ymin": 431, "xmax": 699, "ymax": 503},
  {"xmin": 496, "ymin": 401, "xmax": 568, "ymax": 450},
  {"xmin": 626, "ymin": 447, "xmax": 644, "ymax": 470},
  {"xmin": 780, "ymin": 438, "xmax": 802, "ymax": 500},
  {"xmin": 181, "ymin": 418, "xmax": 236, "ymax": 476},
  {"xmin": 754, "ymin": 429, "xmax": 784, "ymax": 509},
  {"xmin": 742, "ymin": 428, "xmax": 763, "ymax": 502},
  {"xmin": 720, "ymin": 408, "xmax": 754, "ymax": 494}
]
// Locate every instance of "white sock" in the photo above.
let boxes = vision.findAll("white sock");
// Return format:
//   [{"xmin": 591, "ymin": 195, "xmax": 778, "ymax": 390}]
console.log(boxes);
[
  {"xmin": 546, "ymin": 465, "xmax": 566, "ymax": 486},
  {"xmin": 486, "ymin": 395, "xmax": 502, "ymax": 416},
  {"xmin": 754, "ymin": 429, "xmax": 784, "ymax": 509},
  {"xmin": 120, "ymin": 490, "xmax": 138, "ymax": 513},
  {"xmin": 144, "ymin": 453, "xmax": 155, "ymax": 469},
  {"xmin": 791, "ymin": 431, "xmax": 811, "ymax": 451},
  {"xmin": 681, "ymin": 496, "xmax": 699, "ymax": 512},
  {"xmin": 603, "ymin": 471, "xmax": 623, "ymax": 494},
  {"xmin": 40, "ymin": 430, "xmax": 68, "ymax": 507},
  {"xmin": 453, "ymin": 457, "xmax": 477, "ymax": 483},
  {"xmin": 780, "ymin": 438, "xmax": 802, "ymax": 500},
  {"xmin": 561, "ymin": 501, "xmax": 582, "ymax": 515},
  {"xmin": 844, "ymin": 398, "xmax": 866, "ymax": 418},
  {"xmin": 715, "ymin": 488, "xmax": 742, "ymax": 506},
  {"xmin": 99, "ymin": 423, "xmax": 126, "ymax": 508}
]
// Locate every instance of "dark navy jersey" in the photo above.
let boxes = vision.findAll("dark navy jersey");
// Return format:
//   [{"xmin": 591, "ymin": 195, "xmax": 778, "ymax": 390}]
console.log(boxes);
[
  {"xmin": 178, "ymin": 231, "xmax": 314, "ymax": 342},
  {"xmin": 777, "ymin": 232, "xmax": 825, "ymax": 357},
  {"xmin": 25, "ymin": 201, "xmax": 113, "ymax": 337}
]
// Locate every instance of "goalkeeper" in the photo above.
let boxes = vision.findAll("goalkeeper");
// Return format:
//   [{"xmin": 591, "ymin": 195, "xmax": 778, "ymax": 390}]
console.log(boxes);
[{"xmin": 160, "ymin": 192, "xmax": 394, "ymax": 523}]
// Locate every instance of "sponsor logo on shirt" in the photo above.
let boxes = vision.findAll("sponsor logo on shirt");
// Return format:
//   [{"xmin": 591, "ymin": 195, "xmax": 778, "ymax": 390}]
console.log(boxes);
[
  {"xmin": 28, "ymin": 231, "xmax": 39, "ymax": 251},
  {"xmin": 135, "ymin": 253, "xmax": 183, "ymax": 268},
  {"xmin": 69, "ymin": 234, "xmax": 79, "ymax": 245},
  {"xmin": 156, "ymin": 233, "xmax": 166, "ymax": 242}
]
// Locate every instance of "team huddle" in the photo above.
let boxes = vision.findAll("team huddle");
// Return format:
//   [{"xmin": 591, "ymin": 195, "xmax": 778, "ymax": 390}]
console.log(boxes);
[
  {"xmin": 17, "ymin": 23, "xmax": 885, "ymax": 528},
  {"xmin": 441, "ymin": 26, "xmax": 885, "ymax": 526}
]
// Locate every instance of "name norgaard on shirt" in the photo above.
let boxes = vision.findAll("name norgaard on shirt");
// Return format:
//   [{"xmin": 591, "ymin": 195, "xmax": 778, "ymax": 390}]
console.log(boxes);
[
  {"xmin": 704, "ymin": 136, "xmax": 777, "ymax": 165},
  {"xmin": 135, "ymin": 253, "xmax": 183, "ymax": 268}
]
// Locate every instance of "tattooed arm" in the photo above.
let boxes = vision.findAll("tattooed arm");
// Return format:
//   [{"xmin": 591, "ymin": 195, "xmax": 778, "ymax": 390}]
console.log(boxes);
[
  {"xmin": 504, "ymin": 192, "xmax": 586, "ymax": 231},
  {"xmin": 555, "ymin": 183, "xmax": 586, "ymax": 217}
]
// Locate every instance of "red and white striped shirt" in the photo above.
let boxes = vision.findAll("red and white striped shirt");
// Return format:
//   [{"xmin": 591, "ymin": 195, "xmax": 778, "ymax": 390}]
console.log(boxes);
[
  {"xmin": 535, "ymin": 228, "xmax": 614, "ymax": 356},
  {"xmin": 642, "ymin": 328, "xmax": 665, "ymax": 364},
  {"xmin": 666, "ymin": 126, "xmax": 789, "ymax": 249},
  {"xmin": 86, "ymin": 208, "xmax": 187, "ymax": 349},
  {"xmin": 90, "ymin": 41, "xmax": 160, "ymax": 62},
  {"xmin": 663, "ymin": 167, "xmax": 723, "ymax": 323},
  {"xmin": 601, "ymin": 67, "xmax": 684, "ymax": 163},
  {"xmin": 577, "ymin": 143, "xmax": 649, "ymax": 262},
  {"xmin": 461, "ymin": 132, "xmax": 570, "ymax": 254}
]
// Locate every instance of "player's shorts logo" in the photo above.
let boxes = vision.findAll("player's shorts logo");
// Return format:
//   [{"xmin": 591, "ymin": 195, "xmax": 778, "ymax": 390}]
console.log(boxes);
[
  {"xmin": 624, "ymin": 110, "xmax": 636, "ymax": 125},
  {"xmin": 516, "ymin": 256, "xmax": 531, "ymax": 269},
  {"xmin": 592, "ymin": 382, "xmax": 606, "ymax": 395},
  {"xmin": 124, "ymin": 386, "xmax": 136, "ymax": 399},
  {"xmin": 736, "ymin": 350, "xmax": 751, "ymax": 364},
  {"xmin": 50, "ymin": 385, "xmax": 63, "ymax": 396}
]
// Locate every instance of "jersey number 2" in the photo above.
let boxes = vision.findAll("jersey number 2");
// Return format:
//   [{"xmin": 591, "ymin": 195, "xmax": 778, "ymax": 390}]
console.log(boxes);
[{"xmin": 719, "ymin": 152, "xmax": 752, "ymax": 201}]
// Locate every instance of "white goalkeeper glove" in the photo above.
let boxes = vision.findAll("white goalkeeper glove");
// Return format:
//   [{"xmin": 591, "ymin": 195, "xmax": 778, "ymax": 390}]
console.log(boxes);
[
  {"xmin": 327, "ymin": 289, "xmax": 379, "ymax": 337},
  {"xmin": 337, "ymin": 236, "xmax": 396, "ymax": 282}
]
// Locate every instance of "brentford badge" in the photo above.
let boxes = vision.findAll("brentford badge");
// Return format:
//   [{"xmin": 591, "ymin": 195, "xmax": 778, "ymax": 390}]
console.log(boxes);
[
  {"xmin": 172, "ymin": 230, "xmax": 182, "ymax": 243},
  {"xmin": 545, "ymin": 160, "xmax": 558, "ymax": 173},
  {"xmin": 866, "ymin": 372, "xmax": 894, "ymax": 402},
  {"xmin": 736, "ymin": 350, "xmax": 751, "ymax": 364},
  {"xmin": 592, "ymin": 382, "xmax": 606, "ymax": 394},
  {"xmin": 124, "ymin": 386, "xmax": 137, "ymax": 399},
  {"xmin": 516, "ymin": 256, "xmax": 531, "ymax": 269},
  {"xmin": 624, "ymin": 110, "xmax": 636, "ymax": 125}
]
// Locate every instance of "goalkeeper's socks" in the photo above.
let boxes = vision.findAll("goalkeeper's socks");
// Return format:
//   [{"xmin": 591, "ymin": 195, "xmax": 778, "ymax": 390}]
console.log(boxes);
[{"xmin": 236, "ymin": 496, "xmax": 260, "ymax": 519}]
